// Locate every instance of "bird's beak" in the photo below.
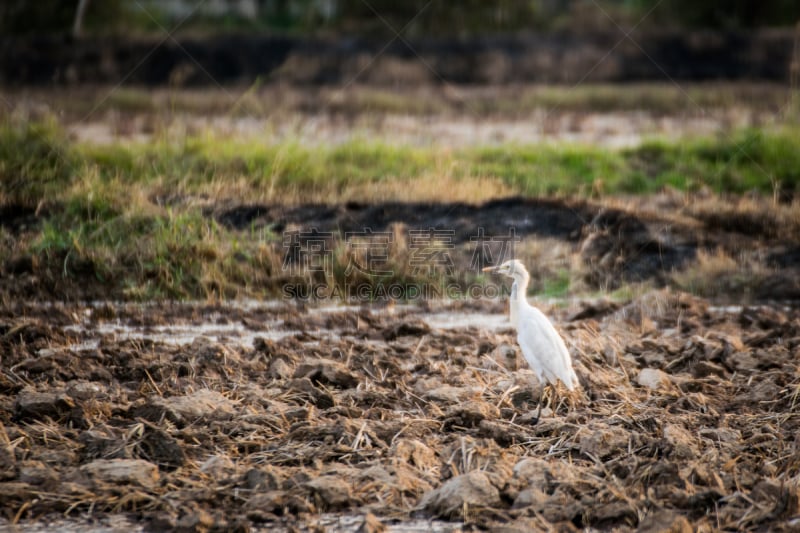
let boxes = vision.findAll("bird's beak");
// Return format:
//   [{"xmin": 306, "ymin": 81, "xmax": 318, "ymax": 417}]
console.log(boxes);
[{"xmin": 482, "ymin": 265, "xmax": 499, "ymax": 272}]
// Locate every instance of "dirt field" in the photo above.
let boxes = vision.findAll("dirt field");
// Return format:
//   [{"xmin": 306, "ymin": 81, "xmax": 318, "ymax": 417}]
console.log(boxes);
[
  {"xmin": 1, "ymin": 77, "xmax": 799, "ymax": 530},
  {"xmin": 1, "ymin": 290, "xmax": 798, "ymax": 531}
]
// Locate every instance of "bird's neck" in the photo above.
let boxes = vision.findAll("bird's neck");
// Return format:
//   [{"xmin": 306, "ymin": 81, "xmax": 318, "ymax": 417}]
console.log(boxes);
[{"xmin": 509, "ymin": 276, "xmax": 529, "ymax": 327}]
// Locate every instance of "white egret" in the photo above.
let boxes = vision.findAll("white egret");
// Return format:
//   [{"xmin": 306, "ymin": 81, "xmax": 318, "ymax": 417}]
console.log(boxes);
[{"xmin": 483, "ymin": 259, "xmax": 579, "ymax": 420}]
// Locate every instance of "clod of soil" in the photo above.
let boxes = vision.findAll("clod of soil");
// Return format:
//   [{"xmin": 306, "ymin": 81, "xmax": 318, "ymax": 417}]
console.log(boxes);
[
  {"xmin": 0, "ymin": 295, "xmax": 798, "ymax": 531},
  {"xmin": 418, "ymin": 471, "xmax": 503, "ymax": 519}
]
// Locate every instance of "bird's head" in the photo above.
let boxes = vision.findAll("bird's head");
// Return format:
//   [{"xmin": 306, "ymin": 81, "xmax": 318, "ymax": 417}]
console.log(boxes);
[{"xmin": 482, "ymin": 259, "xmax": 529, "ymax": 282}]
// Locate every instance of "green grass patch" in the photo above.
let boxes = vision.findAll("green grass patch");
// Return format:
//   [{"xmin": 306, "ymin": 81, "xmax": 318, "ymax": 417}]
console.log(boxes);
[
  {"xmin": 2, "ymin": 119, "xmax": 799, "ymax": 300},
  {"xmin": 0, "ymin": 120, "xmax": 76, "ymax": 206},
  {"xmin": 621, "ymin": 129, "xmax": 800, "ymax": 194},
  {"xmin": 31, "ymin": 205, "xmax": 273, "ymax": 299},
  {"xmin": 537, "ymin": 269, "xmax": 572, "ymax": 299},
  {"xmin": 50, "ymin": 126, "xmax": 800, "ymax": 198}
]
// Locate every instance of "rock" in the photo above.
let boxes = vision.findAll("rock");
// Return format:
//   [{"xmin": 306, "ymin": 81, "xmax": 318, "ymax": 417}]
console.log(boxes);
[
  {"xmin": 750, "ymin": 479, "xmax": 800, "ymax": 516},
  {"xmin": 151, "ymin": 503, "xmax": 217, "ymax": 533},
  {"xmin": 0, "ymin": 422, "xmax": 16, "ymax": 480},
  {"xmin": 418, "ymin": 471, "xmax": 502, "ymax": 519},
  {"xmin": 636, "ymin": 368, "xmax": 671, "ymax": 391},
  {"xmin": 305, "ymin": 476, "xmax": 352, "ymax": 509},
  {"xmin": 269, "ymin": 358, "xmax": 293, "ymax": 380},
  {"xmin": 391, "ymin": 439, "xmax": 437, "ymax": 471},
  {"xmin": 174, "ymin": 506, "xmax": 214, "ymax": 533},
  {"xmin": 512, "ymin": 487, "xmax": 549, "ymax": 509},
  {"xmin": 253, "ymin": 336, "xmax": 278, "ymax": 355},
  {"xmin": 725, "ymin": 351, "xmax": 759, "ymax": 371},
  {"xmin": 0, "ymin": 482, "xmax": 34, "ymax": 501},
  {"xmin": 66, "ymin": 380, "xmax": 107, "ymax": 401},
  {"xmin": 490, "ymin": 344, "xmax": 519, "ymax": 370},
  {"xmin": 357, "ymin": 512, "xmax": 386, "ymax": 533},
  {"xmin": 691, "ymin": 361, "xmax": 728, "ymax": 378},
  {"xmin": 579, "ymin": 425, "xmax": 630, "ymax": 459},
  {"xmin": 510, "ymin": 458, "xmax": 553, "ymax": 491},
  {"xmin": 18, "ymin": 460, "xmax": 58, "ymax": 486},
  {"xmin": 245, "ymin": 491, "xmax": 312, "ymax": 519},
  {"xmin": 698, "ymin": 427, "xmax": 741, "ymax": 444},
  {"xmin": 493, "ymin": 517, "xmax": 554, "ymax": 533},
  {"xmin": 78, "ymin": 428, "xmax": 128, "ymax": 460},
  {"xmin": 589, "ymin": 501, "xmax": 638, "ymax": 527},
  {"xmin": 688, "ymin": 463, "xmax": 725, "ymax": 491},
  {"xmin": 478, "ymin": 420, "xmax": 532, "ymax": 447},
  {"xmin": 506, "ymin": 457, "xmax": 586, "ymax": 521},
  {"xmin": 199, "ymin": 455, "xmax": 236, "ymax": 480},
  {"xmin": 288, "ymin": 378, "xmax": 336, "ymax": 408},
  {"xmin": 640, "ymin": 350, "xmax": 667, "ymax": 367},
  {"xmin": 382, "ymin": 320, "xmax": 430, "ymax": 341},
  {"xmin": 423, "ymin": 385, "xmax": 477, "ymax": 403},
  {"xmin": 442, "ymin": 401, "xmax": 500, "ymax": 430},
  {"xmin": 749, "ymin": 378, "xmax": 781, "ymax": 403},
  {"xmin": 1, "ymin": 321, "xmax": 54, "ymax": 346},
  {"xmin": 509, "ymin": 457, "xmax": 577, "ymax": 493},
  {"xmin": 568, "ymin": 300, "xmax": 621, "ymax": 321},
  {"xmin": 638, "ymin": 509, "xmax": 693, "ymax": 533},
  {"xmin": 243, "ymin": 467, "xmax": 283, "ymax": 491},
  {"xmin": 137, "ymin": 426, "xmax": 186, "ymax": 470},
  {"xmin": 663, "ymin": 424, "xmax": 697, "ymax": 460},
  {"xmin": 15, "ymin": 389, "xmax": 75, "ymax": 421},
  {"xmin": 189, "ymin": 336, "xmax": 237, "ymax": 365},
  {"xmin": 132, "ymin": 390, "xmax": 236, "ymax": 426},
  {"xmin": 294, "ymin": 358, "xmax": 359, "ymax": 388},
  {"xmin": 80, "ymin": 458, "xmax": 159, "ymax": 489}
]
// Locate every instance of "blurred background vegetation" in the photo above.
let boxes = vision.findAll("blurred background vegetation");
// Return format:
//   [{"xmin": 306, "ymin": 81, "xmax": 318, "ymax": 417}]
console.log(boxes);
[{"xmin": 2, "ymin": 0, "xmax": 800, "ymax": 37}]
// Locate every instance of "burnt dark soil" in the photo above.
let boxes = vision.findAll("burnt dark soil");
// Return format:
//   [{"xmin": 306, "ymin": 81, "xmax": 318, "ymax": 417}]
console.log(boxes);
[
  {"xmin": 2, "ymin": 196, "xmax": 800, "ymax": 303},
  {"xmin": 214, "ymin": 197, "xmax": 688, "ymax": 281},
  {"xmin": 0, "ymin": 292, "xmax": 799, "ymax": 531},
  {"xmin": 212, "ymin": 195, "xmax": 799, "ymax": 297}
]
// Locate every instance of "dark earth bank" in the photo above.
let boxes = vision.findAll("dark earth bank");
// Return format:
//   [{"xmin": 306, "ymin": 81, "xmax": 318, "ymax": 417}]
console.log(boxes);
[{"xmin": 2, "ymin": 196, "xmax": 800, "ymax": 302}]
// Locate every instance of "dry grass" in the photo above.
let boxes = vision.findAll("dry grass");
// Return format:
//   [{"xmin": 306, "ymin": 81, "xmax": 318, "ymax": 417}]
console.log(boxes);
[
  {"xmin": 3, "ymin": 83, "xmax": 792, "ymax": 121},
  {"xmin": 1, "ymin": 293, "xmax": 798, "ymax": 529}
]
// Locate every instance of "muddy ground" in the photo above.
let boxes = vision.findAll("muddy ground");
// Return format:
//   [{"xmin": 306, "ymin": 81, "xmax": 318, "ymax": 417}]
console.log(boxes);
[{"xmin": 0, "ymin": 291, "xmax": 798, "ymax": 531}]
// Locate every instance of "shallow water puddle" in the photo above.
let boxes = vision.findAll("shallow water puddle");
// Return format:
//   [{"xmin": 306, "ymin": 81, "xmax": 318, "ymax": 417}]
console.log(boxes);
[
  {"xmin": 0, "ymin": 515, "xmax": 465, "ymax": 533},
  {"xmin": 41, "ymin": 299, "xmax": 776, "ymax": 357},
  {"xmin": 64, "ymin": 319, "xmax": 292, "ymax": 348},
  {"xmin": 423, "ymin": 311, "xmax": 508, "ymax": 331},
  {"xmin": 54, "ymin": 302, "xmax": 509, "ymax": 354}
]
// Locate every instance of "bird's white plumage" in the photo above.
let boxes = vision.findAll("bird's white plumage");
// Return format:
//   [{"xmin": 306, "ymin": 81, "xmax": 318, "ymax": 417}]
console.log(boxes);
[{"xmin": 485, "ymin": 259, "xmax": 579, "ymax": 390}]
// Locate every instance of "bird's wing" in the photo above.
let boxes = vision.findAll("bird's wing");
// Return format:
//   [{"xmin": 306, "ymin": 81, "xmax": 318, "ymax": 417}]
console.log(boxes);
[{"xmin": 517, "ymin": 305, "xmax": 579, "ymax": 390}]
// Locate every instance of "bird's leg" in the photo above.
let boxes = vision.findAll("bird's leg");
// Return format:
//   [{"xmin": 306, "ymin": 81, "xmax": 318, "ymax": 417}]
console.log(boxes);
[{"xmin": 531, "ymin": 384, "xmax": 545, "ymax": 424}]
